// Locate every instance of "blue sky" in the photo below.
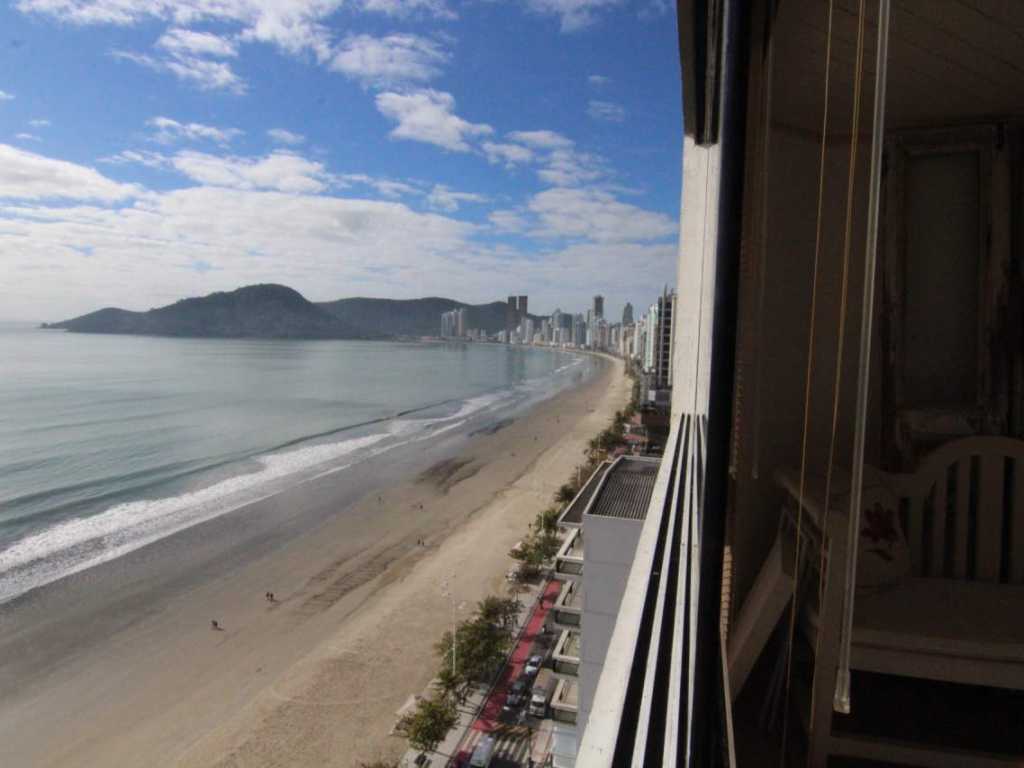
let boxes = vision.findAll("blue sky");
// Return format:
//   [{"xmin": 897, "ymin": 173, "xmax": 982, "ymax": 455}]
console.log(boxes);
[{"xmin": 1, "ymin": 0, "xmax": 681, "ymax": 322}]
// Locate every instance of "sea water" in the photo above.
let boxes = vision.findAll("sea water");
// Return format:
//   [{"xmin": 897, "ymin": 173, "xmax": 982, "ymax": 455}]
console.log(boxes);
[{"xmin": 0, "ymin": 324, "xmax": 595, "ymax": 603}]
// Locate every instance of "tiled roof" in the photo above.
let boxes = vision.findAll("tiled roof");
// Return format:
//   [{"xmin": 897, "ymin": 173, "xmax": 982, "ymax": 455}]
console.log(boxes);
[{"xmin": 585, "ymin": 456, "xmax": 660, "ymax": 521}]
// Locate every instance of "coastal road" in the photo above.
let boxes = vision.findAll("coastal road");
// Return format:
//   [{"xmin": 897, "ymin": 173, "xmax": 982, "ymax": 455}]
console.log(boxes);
[{"xmin": 451, "ymin": 578, "xmax": 562, "ymax": 767}]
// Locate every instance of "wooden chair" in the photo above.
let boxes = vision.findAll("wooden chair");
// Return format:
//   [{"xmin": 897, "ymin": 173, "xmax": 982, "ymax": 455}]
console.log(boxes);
[{"xmin": 779, "ymin": 437, "xmax": 1024, "ymax": 767}]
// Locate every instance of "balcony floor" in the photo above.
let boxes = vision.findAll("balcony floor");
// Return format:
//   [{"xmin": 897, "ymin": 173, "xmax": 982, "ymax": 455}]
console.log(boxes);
[{"xmin": 733, "ymin": 633, "xmax": 1024, "ymax": 766}]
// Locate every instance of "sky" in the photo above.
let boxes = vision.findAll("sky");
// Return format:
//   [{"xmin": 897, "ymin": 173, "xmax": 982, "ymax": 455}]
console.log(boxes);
[{"xmin": 0, "ymin": 0, "xmax": 682, "ymax": 322}]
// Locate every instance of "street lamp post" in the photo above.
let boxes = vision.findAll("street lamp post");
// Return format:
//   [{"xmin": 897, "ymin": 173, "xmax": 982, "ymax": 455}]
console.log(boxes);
[{"xmin": 441, "ymin": 577, "xmax": 457, "ymax": 679}]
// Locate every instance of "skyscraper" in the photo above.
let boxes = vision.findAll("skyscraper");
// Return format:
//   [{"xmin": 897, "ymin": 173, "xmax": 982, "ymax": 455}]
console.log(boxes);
[
  {"xmin": 506, "ymin": 296, "xmax": 517, "ymax": 342},
  {"xmin": 654, "ymin": 291, "xmax": 675, "ymax": 389},
  {"xmin": 593, "ymin": 295, "xmax": 604, "ymax": 319},
  {"xmin": 518, "ymin": 295, "xmax": 528, "ymax": 318},
  {"xmin": 622, "ymin": 301, "xmax": 634, "ymax": 326}
]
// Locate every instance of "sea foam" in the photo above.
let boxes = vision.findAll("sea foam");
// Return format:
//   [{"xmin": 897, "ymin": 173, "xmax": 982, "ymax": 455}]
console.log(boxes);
[{"xmin": 0, "ymin": 390, "xmax": 513, "ymax": 604}]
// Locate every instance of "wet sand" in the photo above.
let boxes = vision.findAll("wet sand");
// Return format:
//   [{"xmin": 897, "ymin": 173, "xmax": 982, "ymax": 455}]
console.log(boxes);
[{"xmin": 0, "ymin": 355, "xmax": 628, "ymax": 767}]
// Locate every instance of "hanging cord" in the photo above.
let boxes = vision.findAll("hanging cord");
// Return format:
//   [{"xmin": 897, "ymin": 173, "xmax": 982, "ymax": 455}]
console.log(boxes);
[
  {"xmin": 749, "ymin": 8, "xmax": 776, "ymax": 482},
  {"xmin": 812, "ymin": 0, "xmax": 868, "ymax": 732},
  {"xmin": 835, "ymin": 0, "xmax": 892, "ymax": 716},
  {"xmin": 778, "ymin": 1, "xmax": 834, "ymax": 764}
]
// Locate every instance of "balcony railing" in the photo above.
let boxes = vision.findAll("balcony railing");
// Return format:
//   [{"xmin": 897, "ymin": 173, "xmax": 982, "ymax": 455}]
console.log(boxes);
[
  {"xmin": 555, "ymin": 528, "xmax": 584, "ymax": 578},
  {"xmin": 551, "ymin": 678, "xmax": 579, "ymax": 724},
  {"xmin": 552, "ymin": 580, "xmax": 583, "ymax": 628},
  {"xmin": 553, "ymin": 629, "xmax": 581, "ymax": 676}
]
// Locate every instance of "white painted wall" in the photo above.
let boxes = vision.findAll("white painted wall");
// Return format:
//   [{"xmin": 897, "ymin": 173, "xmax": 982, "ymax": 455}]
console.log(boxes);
[{"xmin": 578, "ymin": 513, "xmax": 644, "ymax": 738}]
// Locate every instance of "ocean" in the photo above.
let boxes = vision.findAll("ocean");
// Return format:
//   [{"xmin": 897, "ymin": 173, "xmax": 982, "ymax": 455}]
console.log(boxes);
[{"xmin": 0, "ymin": 324, "xmax": 596, "ymax": 604}]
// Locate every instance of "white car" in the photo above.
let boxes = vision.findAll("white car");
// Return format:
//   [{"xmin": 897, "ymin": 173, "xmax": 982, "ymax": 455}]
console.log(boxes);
[{"xmin": 524, "ymin": 654, "xmax": 543, "ymax": 676}]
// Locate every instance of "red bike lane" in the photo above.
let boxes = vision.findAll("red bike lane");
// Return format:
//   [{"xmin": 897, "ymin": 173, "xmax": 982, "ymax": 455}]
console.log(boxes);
[{"xmin": 453, "ymin": 577, "xmax": 563, "ymax": 763}]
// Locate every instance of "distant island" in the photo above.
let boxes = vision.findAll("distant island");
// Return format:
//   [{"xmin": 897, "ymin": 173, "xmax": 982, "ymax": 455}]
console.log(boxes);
[{"xmin": 41, "ymin": 284, "xmax": 537, "ymax": 340}]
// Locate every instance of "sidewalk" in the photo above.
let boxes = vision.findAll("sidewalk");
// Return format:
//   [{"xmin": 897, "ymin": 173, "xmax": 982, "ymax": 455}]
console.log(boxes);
[
  {"xmin": 450, "ymin": 578, "xmax": 561, "ymax": 766},
  {"xmin": 400, "ymin": 577, "xmax": 560, "ymax": 768}
]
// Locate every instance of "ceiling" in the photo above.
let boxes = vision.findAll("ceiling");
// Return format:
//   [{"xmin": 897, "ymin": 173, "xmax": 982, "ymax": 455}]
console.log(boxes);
[{"xmin": 771, "ymin": 0, "xmax": 1024, "ymax": 133}]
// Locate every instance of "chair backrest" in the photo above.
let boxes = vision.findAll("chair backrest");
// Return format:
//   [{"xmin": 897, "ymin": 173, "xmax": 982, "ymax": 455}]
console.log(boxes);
[{"xmin": 889, "ymin": 437, "xmax": 1024, "ymax": 583}]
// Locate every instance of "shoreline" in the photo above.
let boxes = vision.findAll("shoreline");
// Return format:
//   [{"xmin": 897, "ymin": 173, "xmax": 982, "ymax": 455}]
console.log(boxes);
[
  {"xmin": 0, "ymin": 354, "xmax": 628, "ymax": 768},
  {"xmin": 0, "ymin": 340, "xmax": 590, "ymax": 607}
]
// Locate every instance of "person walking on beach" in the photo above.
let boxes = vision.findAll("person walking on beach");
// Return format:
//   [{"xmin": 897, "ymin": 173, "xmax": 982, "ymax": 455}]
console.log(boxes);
[{"xmin": 211, "ymin": 619, "xmax": 220, "ymax": 631}]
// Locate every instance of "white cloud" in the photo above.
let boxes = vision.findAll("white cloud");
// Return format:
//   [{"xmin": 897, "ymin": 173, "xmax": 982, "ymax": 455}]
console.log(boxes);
[
  {"xmin": 14, "ymin": 133, "xmax": 41, "ymax": 142},
  {"xmin": 99, "ymin": 149, "xmax": 171, "ymax": 169},
  {"xmin": 165, "ymin": 56, "xmax": 246, "ymax": 92},
  {"xmin": 587, "ymin": 99, "xmax": 625, "ymax": 122},
  {"xmin": 426, "ymin": 184, "xmax": 486, "ymax": 213},
  {"xmin": 0, "ymin": 146, "xmax": 678, "ymax": 324},
  {"xmin": 28, "ymin": 119, "xmax": 51, "ymax": 128},
  {"xmin": 340, "ymin": 173, "xmax": 418, "ymax": 198},
  {"xmin": 0, "ymin": 168, "xmax": 480, "ymax": 321},
  {"xmin": 331, "ymin": 34, "xmax": 448, "ymax": 88},
  {"xmin": 490, "ymin": 130, "xmax": 606, "ymax": 187},
  {"xmin": 18, "ymin": 0, "xmax": 342, "ymax": 61},
  {"xmin": 267, "ymin": 128, "xmax": 305, "ymax": 145},
  {"xmin": 506, "ymin": 130, "xmax": 574, "ymax": 150},
  {"xmin": 0, "ymin": 90, "xmax": 13, "ymax": 101},
  {"xmin": 524, "ymin": 0, "xmax": 624, "ymax": 32},
  {"xmin": 482, "ymin": 141, "xmax": 534, "ymax": 167},
  {"xmin": 488, "ymin": 209, "xmax": 529, "ymax": 233},
  {"xmin": 148, "ymin": 116, "xmax": 243, "ymax": 144},
  {"xmin": 359, "ymin": 0, "xmax": 455, "ymax": 20},
  {"xmin": 157, "ymin": 28, "xmax": 238, "ymax": 58},
  {"xmin": 170, "ymin": 150, "xmax": 333, "ymax": 194},
  {"xmin": 375, "ymin": 90, "xmax": 492, "ymax": 152},
  {"xmin": 537, "ymin": 147, "xmax": 604, "ymax": 186},
  {"xmin": 527, "ymin": 187, "xmax": 676, "ymax": 242},
  {"xmin": 0, "ymin": 143, "xmax": 138, "ymax": 200},
  {"xmin": 588, "ymin": 74, "xmax": 610, "ymax": 87},
  {"xmin": 113, "ymin": 49, "xmax": 245, "ymax": 93}
]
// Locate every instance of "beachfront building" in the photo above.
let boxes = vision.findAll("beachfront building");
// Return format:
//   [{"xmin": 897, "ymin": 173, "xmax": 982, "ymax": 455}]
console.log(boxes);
[
  {"xmin": 440, "ymin": 308, "xmax": 468, "ymax": 339},
  {"xmin": 580, "ymin": 3, "xmax": 1024, "ymax": 767},
  {"xmin": 642, "ymin": 300, "xmax": 658, "ymax": 373},
  {"xmin": 506, "ymin": 295, "xmax": 529, "ymax": 342},
  {"xmin": 554, "ymin": 456, "xmax": 660, "ymax": 758},
  {"xmin": 652, "ymin": 290, "xmax": 675, "ymax": 390}
]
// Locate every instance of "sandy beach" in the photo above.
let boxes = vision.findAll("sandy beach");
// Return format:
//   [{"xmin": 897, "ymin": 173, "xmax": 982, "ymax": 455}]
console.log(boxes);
[{"xmin": 0, "ymin": 354, "xmax": 627, "ymax": 768}]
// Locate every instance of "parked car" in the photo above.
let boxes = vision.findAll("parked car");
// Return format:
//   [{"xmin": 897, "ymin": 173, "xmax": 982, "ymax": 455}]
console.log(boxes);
[
  {"xmin": 524, "ymin": 654, "xmax": 543, "ymax": 676},
  {"xmin": 469, "ymin": 735, "xmax": 496, "ymax": 768},
  {"xmin": 504, "ymin": 677, "xmax": 530, "ymax": 709},
  {"xmin": 529, "ymin": 669, "xmax": 556, "ymax": 718}
]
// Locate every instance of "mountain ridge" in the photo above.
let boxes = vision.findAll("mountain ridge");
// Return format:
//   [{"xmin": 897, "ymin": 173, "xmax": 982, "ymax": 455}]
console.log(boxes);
[{"xmin": 43, "ymin": 284, "xmax": 540, "ymax": 340}]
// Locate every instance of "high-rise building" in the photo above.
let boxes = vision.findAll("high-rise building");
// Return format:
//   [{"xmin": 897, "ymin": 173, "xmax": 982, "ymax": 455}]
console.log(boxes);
[
  {"xmin": 644, "ymin": 301, "xmax": 659, "ymax": 371},
  {"xmin": 441, "ymin": 308, "xmax": 469, "ymax": 338},
  {"xmin": 506, "ymin": 296, "xmax": 517, "ymax": 342},
  {"xmin": 593, "ymin": 295, "xmax": 604, "ymax": 319},
  {"xmin": 622, "ymin": 302, "xmax": 634, "ymax": 326},
  {"xmin": 654, "ymin": 291, "xmax": 676, "ymax": 389},
  {"xmin": 518, "ymin": 295, "xmax": 528, "ymax": 318},
  {"xmin": 440, "ymin": 309, "xmax": 456, "ymax": 338}
]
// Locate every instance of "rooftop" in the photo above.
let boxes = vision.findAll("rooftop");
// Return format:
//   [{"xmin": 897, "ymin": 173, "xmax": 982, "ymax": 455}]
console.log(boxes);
[
  {"xmin": 558, "ymin": 461, "xmax": 612, "ymax": 526},
  {"xmin": 584, "ymin": 455, "xmax": 660, "ymax": 521}
]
